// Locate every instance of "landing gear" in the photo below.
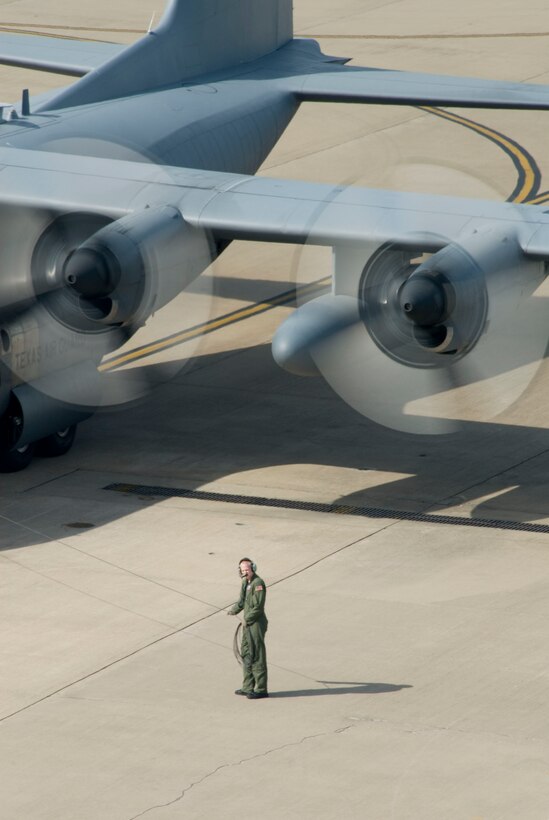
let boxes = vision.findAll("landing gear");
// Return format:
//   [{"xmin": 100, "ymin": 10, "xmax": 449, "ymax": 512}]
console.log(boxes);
[
  {"xmin": 0, "ymin": 420, "xmax": 78, "ymax": 472},
  {"xmin": 0, "ymin": 410, "xmax": 30, "ymax": 472},
  {"xmin": 36, "ymin": 425, "xmax": 77, "ymax": 457},
  {"xmin": 0, "ymin": 441, "xmax": 35, "ymax": 473}
]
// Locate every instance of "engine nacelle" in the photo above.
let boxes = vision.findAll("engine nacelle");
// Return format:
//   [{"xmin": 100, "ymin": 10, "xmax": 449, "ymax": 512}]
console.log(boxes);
[
  {"xmin": 273, "ymin": 226, "xmax": 549, "ymax": 435},
  {"xmin": 273, "ymin": 227, "xmax": 545, "ymax": 382},
  {"xmin": 64, "ymin": 206, "xmax": 213, "ymax": 328},
  {"xmin": 272, "ymin": 294, "xmax": 358, "ymax": 376},
  {"xmin": 359, "ymin": 227, "xmax": 536, "ymax": 369}
]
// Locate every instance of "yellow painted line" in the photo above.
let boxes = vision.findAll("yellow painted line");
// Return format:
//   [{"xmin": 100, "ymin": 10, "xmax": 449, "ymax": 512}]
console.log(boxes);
[
  {"xmin": 6, "ymin": 25, "xmax": 547, "ymax": 40},
  {"xmin": 13, "ymin": 26, "xmax": 549, "ymax": 40},
  {"xmin": 0, "ymin": 22, "xmax": 143, "ymax": 34},
  {"xmin": 0, "ymin": 27, "xmax": 116, "ymax": 43},
  {"xmin": 300, "ymin": 33, "xmax": 549, "ymax": 40},
  {"xmin": 100, "ymin": 277, "xmax": 331, "ymax": 371},
  {"xmin": 524, "ymin": 191, "xmax": 549, "ymax": 206},
  {"xmin": 420, "ymin": 106, "xmax": 537, "ymax": 203}
]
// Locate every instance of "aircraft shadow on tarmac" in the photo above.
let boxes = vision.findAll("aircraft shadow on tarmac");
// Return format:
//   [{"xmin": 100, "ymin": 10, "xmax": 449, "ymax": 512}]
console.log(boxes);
[
  {"xmin": 270, "ymin": 682, "xmax": 413, "ymax": 698},
  {"xmin": 192, "ymin": 274, "xmax": 300, "ymax": 304},
  {"xmin": 111, "ymin": 341, "xmax": 549, "ymax": 522},
  {"xmin": 4, "ymin": 339, "xmax": 549, "ymax": 549}
]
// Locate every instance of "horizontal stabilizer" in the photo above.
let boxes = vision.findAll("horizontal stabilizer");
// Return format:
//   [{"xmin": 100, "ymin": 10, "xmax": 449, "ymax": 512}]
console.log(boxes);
[
  {"xmin": 293, "ymin": 64, "xmax": 549, "ymax": 110},
  {"xmin": 0, "ymin": 32, "xmax": 122, "ymax": 77}
]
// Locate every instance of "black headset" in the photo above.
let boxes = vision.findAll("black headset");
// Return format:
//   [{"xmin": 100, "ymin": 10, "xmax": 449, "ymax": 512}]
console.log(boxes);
[{"xmin": 239, "ymin": 557, "xmax": 257, "ymax": 574}]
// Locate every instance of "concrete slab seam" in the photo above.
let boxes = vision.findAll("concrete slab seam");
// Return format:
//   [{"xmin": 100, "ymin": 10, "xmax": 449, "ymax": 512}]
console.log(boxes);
[
  {"xmin": 0, "ymin": 523, "xmax": 377, "ymax": 725},
  {"xmin": 0, "ymin": 507, "xmax": 221, "ymax": 611}
]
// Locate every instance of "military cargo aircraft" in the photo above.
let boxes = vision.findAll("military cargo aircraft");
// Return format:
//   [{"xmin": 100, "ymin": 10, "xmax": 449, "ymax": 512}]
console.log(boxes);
[{"xmin": 1, "ymin": 0, "xmax": 549, "ymax": 470}]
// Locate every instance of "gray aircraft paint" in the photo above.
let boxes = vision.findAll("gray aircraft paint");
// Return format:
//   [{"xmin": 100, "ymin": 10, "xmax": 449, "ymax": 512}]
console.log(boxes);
[
  {"xmin": 36, "ymin": 0, "xmax": 294, "ymax": 111},
  {"xmin": 0, "ymin": 0, "xmax": 548, "ymax": 460}
]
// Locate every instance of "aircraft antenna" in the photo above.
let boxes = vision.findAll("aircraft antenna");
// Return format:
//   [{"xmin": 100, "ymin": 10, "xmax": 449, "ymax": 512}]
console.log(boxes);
[
  {"xmin": 21, "ymin": 89, "xmax": 30, "ymax": 116},
  {"xmin": 147, "ymin": 12, "xmax": 157, "ymax": 34}
]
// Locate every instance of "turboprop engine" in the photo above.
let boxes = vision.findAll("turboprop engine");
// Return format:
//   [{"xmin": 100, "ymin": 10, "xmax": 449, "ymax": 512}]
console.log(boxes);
[
  {"xmin": 273, "ymin": 228, "xmax": 548, "ymax": 433},
  {"xmin": 0, "ymin": 205, "xmax": 213, "ymax": 469},
  {"xmin": 34, "ymin": 205, "xmax": 211, "ymax": 331}
]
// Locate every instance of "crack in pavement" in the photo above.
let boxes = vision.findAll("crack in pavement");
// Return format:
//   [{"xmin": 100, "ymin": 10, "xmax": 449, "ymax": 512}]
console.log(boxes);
[
  {"xmin": 126, "ymin": 710, "xmax": 549, "ymax": 820},
  {"xmin": 128, "ymin": 723, "xmax": 355, "ymax": 819}
]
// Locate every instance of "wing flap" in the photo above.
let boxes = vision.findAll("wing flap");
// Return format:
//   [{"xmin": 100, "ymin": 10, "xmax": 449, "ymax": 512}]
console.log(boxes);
[
  {"xmin": 292, "ymin": 64, "xmax": 549, "ymax": 110},
  {"xmin": 520, "ymin": 224, "xmax": 549, "ymax": 258},
  {"xmin": 0, "ymin": 32, "xmax": 123, "ymax": 77}
]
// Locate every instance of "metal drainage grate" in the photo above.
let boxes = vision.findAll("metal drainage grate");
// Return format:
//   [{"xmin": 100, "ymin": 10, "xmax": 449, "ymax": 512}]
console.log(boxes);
[{"xmin": 104, "ymin": 483, "xmax": 549, "ymax": 535}]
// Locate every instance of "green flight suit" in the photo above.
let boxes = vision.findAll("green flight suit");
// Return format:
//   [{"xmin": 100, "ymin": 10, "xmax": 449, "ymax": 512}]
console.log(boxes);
[{"xmin": 230, "ymin": 574, "xmax": 268, "ymax": 694}]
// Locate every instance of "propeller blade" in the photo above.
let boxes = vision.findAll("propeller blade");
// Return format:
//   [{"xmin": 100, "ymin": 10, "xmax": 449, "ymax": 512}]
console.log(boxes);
[
  {"xmin": 0, "ymin": 141, "xmax": 216, "ymax": 413},
  {"xmin": 290, "ymin": 174, "xmax": 549, "ymax": 433}
]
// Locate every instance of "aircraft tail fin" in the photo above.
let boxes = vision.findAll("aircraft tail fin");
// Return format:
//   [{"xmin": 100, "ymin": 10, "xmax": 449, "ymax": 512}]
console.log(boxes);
[{"xmin": 39, "ymin": 0, "xmax": 294, "ymax": 111}]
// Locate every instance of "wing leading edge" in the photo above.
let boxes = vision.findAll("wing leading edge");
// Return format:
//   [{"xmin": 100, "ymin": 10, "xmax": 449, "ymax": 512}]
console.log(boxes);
[
  {"xmin": 0, "ymin": 147, "xmax": 545, "ymax": 259},
  {"xmin": 184, "ymin": 174, "xmax": 549, "ymax": 256}
]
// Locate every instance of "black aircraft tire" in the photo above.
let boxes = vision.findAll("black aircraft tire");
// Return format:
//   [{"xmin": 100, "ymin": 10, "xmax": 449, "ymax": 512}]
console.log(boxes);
[
  {"xmin": 0, "ymin": 442, "xmax": 35, "ymax": 473},
  {"xmin": 36, "ymin": 425, "xmax": 77, "ymax": 458}
]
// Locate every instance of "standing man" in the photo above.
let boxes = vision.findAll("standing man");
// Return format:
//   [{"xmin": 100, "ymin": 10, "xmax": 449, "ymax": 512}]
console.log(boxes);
[{"xmin": 228, "ymin": 558, "xmax": 268, "ymax": 699}]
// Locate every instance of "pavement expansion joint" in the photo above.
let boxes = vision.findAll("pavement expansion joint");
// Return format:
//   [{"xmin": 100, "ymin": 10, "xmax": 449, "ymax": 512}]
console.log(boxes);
[{"xmin": 104, "ymin": 483, "xmax": 549, "ymax": 534}]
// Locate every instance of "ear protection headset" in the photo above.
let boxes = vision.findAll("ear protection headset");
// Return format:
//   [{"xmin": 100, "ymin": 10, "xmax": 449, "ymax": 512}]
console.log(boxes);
[{"xmin": 239, "ymin": 557, "xmax": 257, "ymax": 574}]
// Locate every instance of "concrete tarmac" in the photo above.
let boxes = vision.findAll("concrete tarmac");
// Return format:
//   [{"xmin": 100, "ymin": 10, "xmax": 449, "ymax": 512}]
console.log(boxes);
[{"xmin": 2, "ymin": 1, "xmax": 549, "ymax": 818}]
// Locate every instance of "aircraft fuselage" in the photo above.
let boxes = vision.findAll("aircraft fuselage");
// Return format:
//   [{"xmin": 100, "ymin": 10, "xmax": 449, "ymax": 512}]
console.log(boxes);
[{"xmin": 0, "ymin": 44, "xmax": 319, "ymax": 174}]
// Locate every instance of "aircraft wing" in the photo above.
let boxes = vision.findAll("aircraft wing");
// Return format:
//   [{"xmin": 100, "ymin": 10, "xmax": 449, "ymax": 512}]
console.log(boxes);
[
  {"xmin": 2, "ymin": 145, "xmax": 549, "ymax": 438},
  {"xmin": 0, "ymin": 33, "xmax": 123, "ymax": 77},
  {"xmin": 0, "ymin": 146, "xmax": 548, "ymax": 255},
  {"xmin": 182, "ymin": 174, "xmax": 549, "ymax": 255},
  {"xmin": 291, "ymin": 63, "xmax": 549, "ymax": 110}
]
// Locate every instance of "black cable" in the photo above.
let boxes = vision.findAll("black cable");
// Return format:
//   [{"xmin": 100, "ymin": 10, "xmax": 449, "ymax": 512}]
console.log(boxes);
[{"xmin": 233, "ymin": 621, "xmax": 243, "ymax": 665}]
